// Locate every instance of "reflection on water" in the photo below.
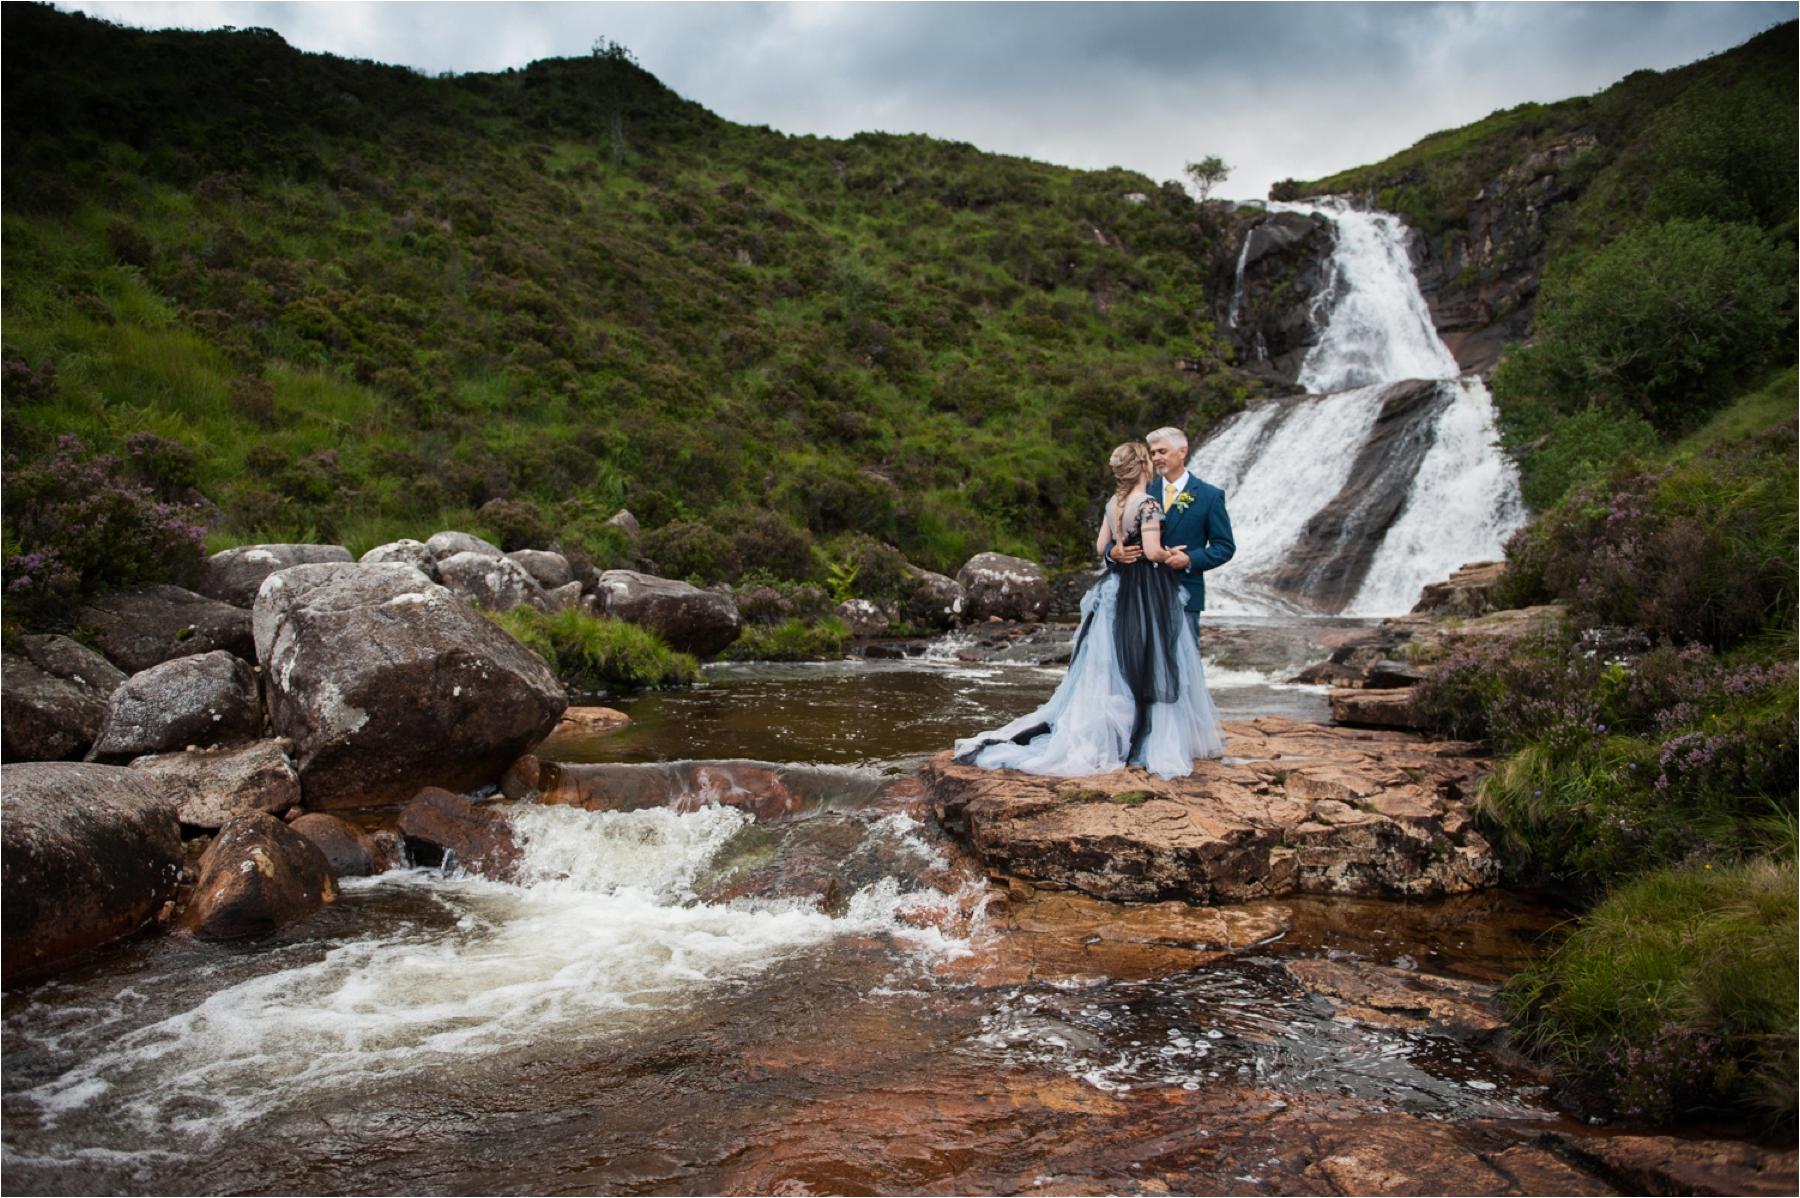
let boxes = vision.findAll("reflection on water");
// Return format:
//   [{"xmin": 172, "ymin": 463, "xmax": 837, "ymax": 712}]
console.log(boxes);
[{"xmin": 555, "ymin": 617, "xmax": 1342, "ymax": 769}]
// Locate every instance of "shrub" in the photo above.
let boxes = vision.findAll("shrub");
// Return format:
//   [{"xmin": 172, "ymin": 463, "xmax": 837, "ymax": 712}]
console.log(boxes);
[
  {"xmin": 483, "ymin": 606, "xmax": 698, "ymax": 692},
  {"xmin": 1505, "ymin": 855, "xmax": 1797, "ymax": 1129},
  {"xmin": 826, "ymin": 533, "xmax": 910, "ymax": 601},
  {"xmin": 1503, "ymin": 403, "xmax": 1659, "ymax": 512},
  {"xmin": 719, "ymin": 616, "xmax": 850, "ymax": 662},
  {"xmin": 735, "ymin": 509, "xmax": 815, "ymax": 582},
  {"xmin": 1496, "ymin": 447, "xmax": 1796, "ymax": 652},
  {"xmin": 1493, "ymin": 219, "xmax": 1795, "ymax": 433},
  {"xmin": 2, "ymin": 435, "xmax": 206, "ymax": 627},
  {"xmin": 477, "ymin": 497, "xmax": 552, "ymax": 551},
  {"xmin": 1468, "ymin": 646, "xmax": 1797, "ymax": 890},
  {"xmin": 641, "ymin": 519, "xmax": 740, "ymax": 584}
]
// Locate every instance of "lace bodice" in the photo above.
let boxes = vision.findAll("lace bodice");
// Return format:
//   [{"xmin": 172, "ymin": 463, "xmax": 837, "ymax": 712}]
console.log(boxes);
[{"xmin": 1113, "ymin": 492, "xmax": 1163, "ymax": 546}]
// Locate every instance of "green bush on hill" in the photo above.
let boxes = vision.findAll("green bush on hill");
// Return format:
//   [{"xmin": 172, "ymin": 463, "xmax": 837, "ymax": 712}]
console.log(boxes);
[{"xmin": 1494, "ymin": 218, "xmax": 1794, "ymax": 433}]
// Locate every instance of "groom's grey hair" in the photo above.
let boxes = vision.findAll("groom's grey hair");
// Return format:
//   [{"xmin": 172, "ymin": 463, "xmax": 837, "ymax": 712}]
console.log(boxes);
[{"xmin": 1146, "ymin": 426, "xmax": 1188, "ymax": 451}]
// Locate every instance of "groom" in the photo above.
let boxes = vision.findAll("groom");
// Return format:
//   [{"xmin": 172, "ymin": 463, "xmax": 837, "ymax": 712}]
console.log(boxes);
[{"xmin": 1108, "ymin": 425, "xmax": 1235, "ymax": 640}]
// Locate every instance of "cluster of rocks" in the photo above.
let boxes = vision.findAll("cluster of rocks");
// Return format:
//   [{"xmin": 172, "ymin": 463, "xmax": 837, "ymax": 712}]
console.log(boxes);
[
  {"xmin": 0, "ymin": 523, "xmax": 1067, "ymax": 982},
  {"xmin": 0, "ymin": 535, "xmax": 585, "ymax": 982},
  {"xmin": 1284, "ymin": 559, "xmax": 1566, "ymax": 732}
]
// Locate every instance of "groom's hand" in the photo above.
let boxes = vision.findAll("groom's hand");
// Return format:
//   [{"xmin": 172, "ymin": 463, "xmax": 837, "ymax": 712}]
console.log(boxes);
[
  {"xmin": 1164, "ymin": 546, "xmax": 1191, "ymax": 571},
  {"xmin": 1109, "ymin": 543, "xmax": 1143, "ymax": 564}
]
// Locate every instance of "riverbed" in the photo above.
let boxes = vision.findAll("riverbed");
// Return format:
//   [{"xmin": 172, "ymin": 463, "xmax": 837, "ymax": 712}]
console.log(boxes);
[{"xmin": 3, "ymin": 620, "xmax": 1592, "ymax": 1195}]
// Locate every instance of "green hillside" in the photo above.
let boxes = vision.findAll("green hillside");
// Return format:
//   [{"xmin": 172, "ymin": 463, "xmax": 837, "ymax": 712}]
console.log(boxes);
[{"xmin": 1, "ymin": 3, "xmax": 1241, "ymax": 614}]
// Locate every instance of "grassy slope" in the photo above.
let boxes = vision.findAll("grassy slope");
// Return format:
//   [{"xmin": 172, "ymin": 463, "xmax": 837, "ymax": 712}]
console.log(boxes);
[{"xmin": 1, "ymin": 4, "xmax": 1244, "ymax": 578}]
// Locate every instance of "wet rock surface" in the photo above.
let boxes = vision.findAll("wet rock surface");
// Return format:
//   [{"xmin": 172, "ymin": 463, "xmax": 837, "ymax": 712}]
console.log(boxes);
[
  {"xmin": 1, "ymin": 762, "xmax": 183, "ymax": 984},
  {"xmin": 289, "ymin": 811, "xmax": 386, "ymax": 877},
  {"xmin": 396, "ymin": 787, "xmax": 522, "ymax": 880},
  {"xmin": 595, "ymin": 569, "xmax": 742, "ymax": 656},
  {"xmin": 1262, "ymin": 380, "xmax": 1454, "ymax": 611},
  {"xmin": 88, "ymin": 650, "xmax": 262, "ymax": 761},
  {"xmin": 1546, "ymin": 1131, "xmax": 1799, "ymax": 1197},
  {"xmin": 1283, "ymin": 957, "xmax": 1506, "ymax": 1041},
  {"xmin": 179, "ymin": 810, "xmax": 337, "ymax": 940},
  {"xmin": 72, "ymin": 584, "xmax": 254, "ymax": 673},
  {"xmin": 126, "ymin": 739, "xmax": 301, "ymax": 829},
  {"xmin": 1213, "ymin": 208, "xmax": 1337, "ymax": 391},
  {"xmin": 253, "ymin": 561, "xmax": 566, "ymax": 809},
  {"xmin": 957, "ymin": 879, "xmax": 1294, "ymax": 987},
  {"xmin": 927, "ymin": 716, "xmax": 1498, "ymax": 903}
]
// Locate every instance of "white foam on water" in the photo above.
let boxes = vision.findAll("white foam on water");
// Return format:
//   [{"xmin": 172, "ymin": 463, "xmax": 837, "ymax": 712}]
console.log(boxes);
[
  {"xmin": 1198, "ymin": 383, "xmax": 1392, "ymax": 614},
  {"xmin": 10, "ymin": 802, "xmax": 979, "ymax": 1152}
]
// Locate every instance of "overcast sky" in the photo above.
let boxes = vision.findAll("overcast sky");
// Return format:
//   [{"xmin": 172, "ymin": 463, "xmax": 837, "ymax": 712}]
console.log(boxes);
[{"xmin": 59, "ymin": 2, "xmax": 1793, "ymax": 199}]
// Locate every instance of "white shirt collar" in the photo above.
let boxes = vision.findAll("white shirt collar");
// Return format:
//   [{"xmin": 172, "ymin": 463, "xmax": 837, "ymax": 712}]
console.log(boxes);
[{"xmin": 1162, "ymin": 470, "xmax": 1191, "ymax": 496}]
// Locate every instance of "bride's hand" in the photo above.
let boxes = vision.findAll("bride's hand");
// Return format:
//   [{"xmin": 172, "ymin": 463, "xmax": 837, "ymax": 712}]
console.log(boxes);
[{"xmin": 1164, "ymin": 545, "xmax": 1191, "ymax": 570}]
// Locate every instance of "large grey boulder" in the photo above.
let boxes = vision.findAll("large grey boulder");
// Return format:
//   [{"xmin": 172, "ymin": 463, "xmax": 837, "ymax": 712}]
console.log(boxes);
[
  {"xmin": 200, "ymin": 543, "xmax": 353, "ymax": 608},
  {"xmin": 254, "ymin": 562, "xmax": 567, "ymax": 809},
  {"xmin": 89, "ymin": 651, "xmax": 262, "ymax": 761},
  {"xmin": 956, "ymin": 553, "xmax": 1051, "ymax": 623},
  {"xmin": 127, "ymin": 739, "xmax": 301, "ymax": 830},
  {"xmin": 1, "ymin": 635, "xmax": 128, "ymax": 762},
  {"xmin": 836, "ymin": 599, "xmax": 891, "ymax": 638},
  {"xmin": 546, "ymin": 581, "xmax": 584, "ymax": 611},
  {"xmin": 1, "ymin": 762, "xmax": 183, "ymax": 984},
  {"xmin": 436, "ymin": 551, "xmax": 555, "ymax": 613},
  {"xmin": 360, "ymin": 538, "xmax": 439, "ymax": 580},
  {"xmin": 595, "ymin": 570, "xmax": 741, "ymax": 657},
  {"xmin": 506, "ymin": 549, "xmax": 573, "ymax": 591},
  {"xmin": 73, "ymin": 585, "xmax": 254, "ymax": 673},
  {"xmin": 21, "ymin": 634, "xmax": 129, "ymax": 695},
  {"xmin": 425, "ymin": 530, "xmax": 502, "ymax": 560},
  {"xmin": 900, "ymin": 569, "xmax": 966, "ymax": 632}
]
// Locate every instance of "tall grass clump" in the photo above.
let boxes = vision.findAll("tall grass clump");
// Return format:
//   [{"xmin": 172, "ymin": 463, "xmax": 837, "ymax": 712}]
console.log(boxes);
[
  {"xmin": 719, "ymin": 616, "xmax": 850, "ymax": 662},
  {"xmin": 1505, "ymin": 854, "xmax": 1797, "ymax": 1129},
  {"xmin": 485, "ymin": 606, "xmax": 698, "ymax": 692}
]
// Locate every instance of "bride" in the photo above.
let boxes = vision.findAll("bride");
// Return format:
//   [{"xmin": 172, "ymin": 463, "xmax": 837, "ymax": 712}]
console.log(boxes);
[{"xmin": 954, "ymin": 441, "xmax": 1225, "ymax": 779}]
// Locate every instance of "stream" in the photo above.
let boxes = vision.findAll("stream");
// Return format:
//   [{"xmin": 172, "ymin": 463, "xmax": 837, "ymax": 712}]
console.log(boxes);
[{"xmin": 2, "ymin": 619, "xmax": 1588, "ymax": 1196}]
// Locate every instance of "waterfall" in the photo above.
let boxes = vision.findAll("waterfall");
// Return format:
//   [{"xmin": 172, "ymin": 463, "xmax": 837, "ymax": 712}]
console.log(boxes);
[
  {"xmin": 1200, "ymin": 199, "xmax": 1525, "ymax": 616},
  {"xmin": 1226, "ymin": 231, "xmax": 1253, "ymax": 329}
]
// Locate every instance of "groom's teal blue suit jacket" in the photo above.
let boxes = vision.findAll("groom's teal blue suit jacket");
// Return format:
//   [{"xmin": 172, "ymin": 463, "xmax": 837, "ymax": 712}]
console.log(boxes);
[{"xmin": 1151, "ymin": 475, "xmax": 1235, "ymax": 612}]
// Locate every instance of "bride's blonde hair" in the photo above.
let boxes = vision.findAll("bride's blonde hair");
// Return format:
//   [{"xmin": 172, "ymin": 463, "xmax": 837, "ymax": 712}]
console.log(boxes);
[{"xmin": 1108, "ymin": 441, "xmax": 1152, "ymax": 541}]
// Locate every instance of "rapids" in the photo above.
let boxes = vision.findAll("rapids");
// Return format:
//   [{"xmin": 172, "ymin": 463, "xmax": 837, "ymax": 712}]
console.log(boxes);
[{"xmin": 2, "ymin": 633, "xmax": 1590, "ymax": 1195}]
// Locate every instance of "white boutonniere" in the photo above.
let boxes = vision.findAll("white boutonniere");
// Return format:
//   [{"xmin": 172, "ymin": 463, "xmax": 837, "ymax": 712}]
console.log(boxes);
[{"xmin": 1165, "ymin": 489, "xmax": 1193, "ymax": 513}]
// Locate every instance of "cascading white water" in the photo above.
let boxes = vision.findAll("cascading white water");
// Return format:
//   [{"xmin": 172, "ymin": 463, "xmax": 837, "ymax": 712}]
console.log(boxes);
[
  {"xmin": 1200, "ymin": 198, "xmax": 1525, "ymax": 616},
  {"xmin": 10, "ymin": 802, "xmax": 980, "ymax": 1153}
]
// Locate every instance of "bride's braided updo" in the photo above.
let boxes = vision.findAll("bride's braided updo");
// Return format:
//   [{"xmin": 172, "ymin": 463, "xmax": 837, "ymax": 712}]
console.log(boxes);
[{"xmin": 1107, "ymin": 441, "xmax": 1152, "ymax": 539}]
